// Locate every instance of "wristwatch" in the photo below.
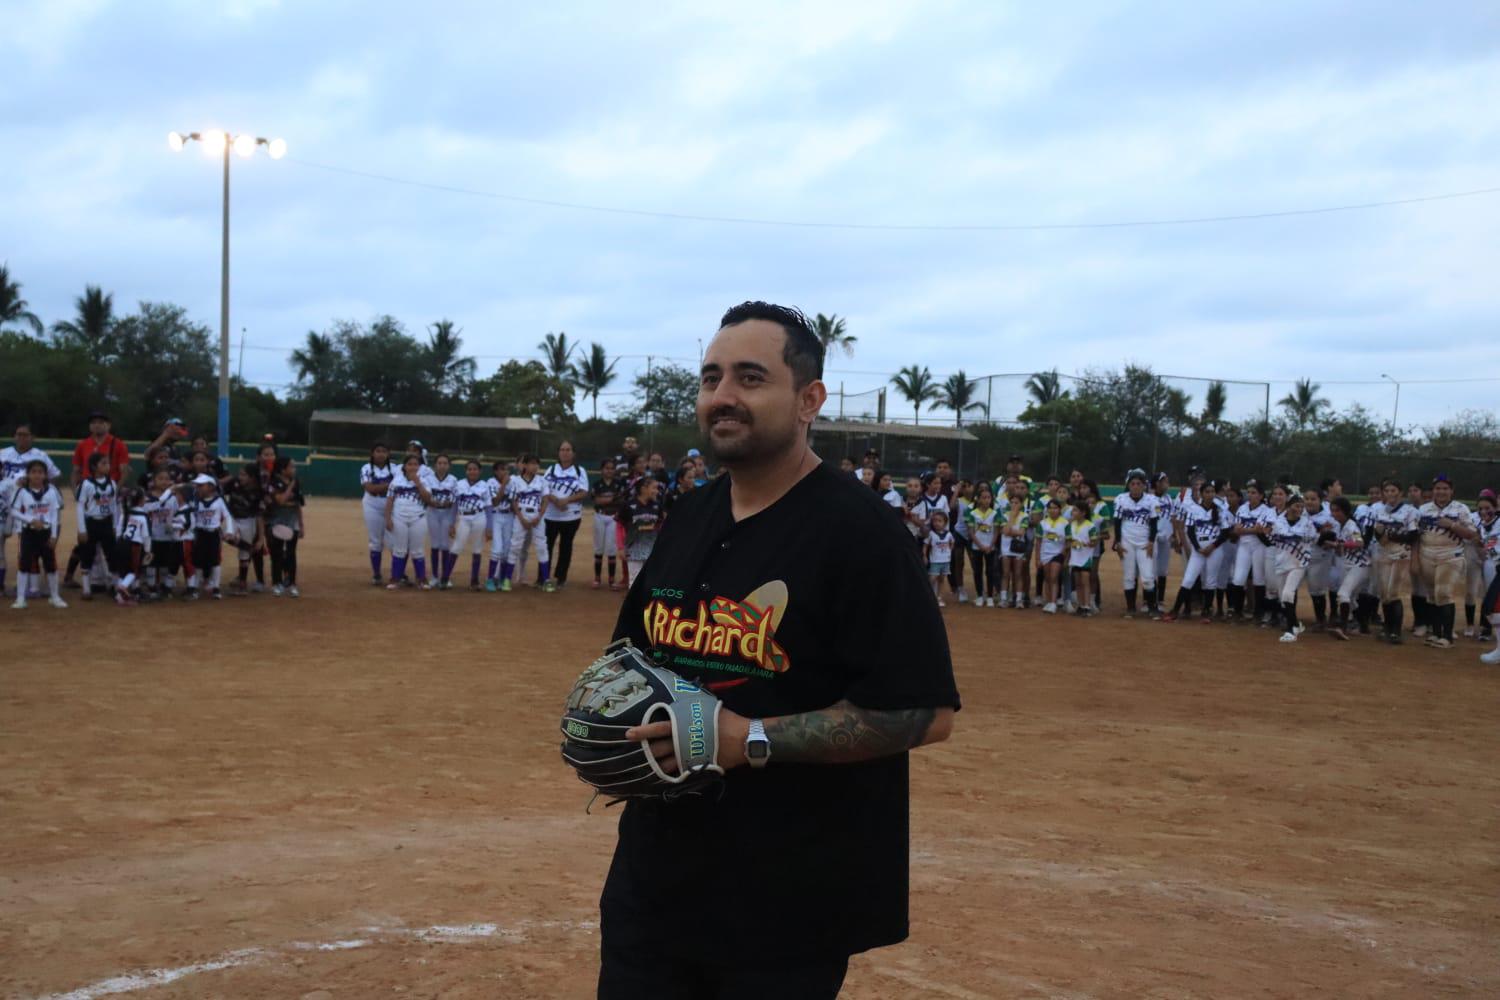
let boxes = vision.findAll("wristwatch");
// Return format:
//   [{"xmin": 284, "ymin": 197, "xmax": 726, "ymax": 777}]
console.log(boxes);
[{"xmin": 744, "ymin": 718, "xmax": 770, "ymax": 769}]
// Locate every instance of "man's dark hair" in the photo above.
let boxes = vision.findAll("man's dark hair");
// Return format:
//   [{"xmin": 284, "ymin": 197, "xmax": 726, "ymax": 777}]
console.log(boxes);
[{"xmin": 718, "ymin": 301, "xmax": 824, "ymax": 387}]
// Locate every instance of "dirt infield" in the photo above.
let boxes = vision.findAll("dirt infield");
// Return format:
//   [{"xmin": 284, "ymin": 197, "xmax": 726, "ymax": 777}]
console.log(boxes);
[{"xmin": 3, "ymin": 497, "xmax": 1497, "ymax": 998}]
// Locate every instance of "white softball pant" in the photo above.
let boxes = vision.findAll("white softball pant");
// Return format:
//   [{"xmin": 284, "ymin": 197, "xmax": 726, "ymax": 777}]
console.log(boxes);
[
  {"xmin": 1119, "ymin": 540, "xmax": 1155, "ymax": 591},
  {"xmin": 1216, "ymin": 540, "xmax": 1237, "ymax": 588},
  {"xmin": 388, "ymin": 513, "xmax": 428, "ymax": 559},
  {"xmin": 363, "ymin": 499, "xmax": 391, "ymax": 553},
  {"xmin": 593, "ymin": 513, "xmax": 619, "ymax": 558},
  {"xmin": 1337, "ymin": 564, "xmax": 1370, "ymax": 605},
  {"xmin": 234, "ymin": 517, "xmax": 257, "ymax": 562},
  {"xmin": 450, "ymin": 512, "xmax": 488, "ymax": 558},
  {"xmin": 509, "ymin": 517, "xmax": 548, "ymax": 565},
  {"xmin": 1232, "ymin": 539, "xmax": 1267, "ymax": 587},
  {"xmin": 1181, "ymin": 546, "xmax": 1225, "ymax": 590},
  {"xmin": 429, "ymin": 509, "xmax": 455, "ymax": 553},
  {"xmin": 1467, "ymin": 550, "xmax": 1489, "ymax": 605},
  {"xmin": 1153, "ymin": 532, "xmax": 1172, "ymax": 579},
  {"xmin": 1305, "ymin": 549, "xmax": 1335, "ymax": 597},
  {"xmin": 489, "ymin": 515, "xmax": 514, "ymax": 561},
  {"xmin": 1270, "ymin": 552, "xmax": 1307, "ymax": 604}
]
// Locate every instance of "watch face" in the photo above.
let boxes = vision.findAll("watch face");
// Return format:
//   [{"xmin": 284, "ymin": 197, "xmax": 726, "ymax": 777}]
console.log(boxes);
[{"xmin": 747, "ymin": 742, "xmax": 769, "ymax": 760}]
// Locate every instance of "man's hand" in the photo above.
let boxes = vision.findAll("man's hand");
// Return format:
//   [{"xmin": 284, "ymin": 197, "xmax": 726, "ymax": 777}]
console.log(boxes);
[{"xmin": 627, "ymin": 708, "xmax": 751, "ymax": 775}]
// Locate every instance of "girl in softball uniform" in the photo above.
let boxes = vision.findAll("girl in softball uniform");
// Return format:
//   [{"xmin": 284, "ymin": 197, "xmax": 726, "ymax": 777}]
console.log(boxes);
[
  {"xmin": 924, "ymin": 510, "xmax": 956, "ymax": 607},
  {"xmin": 1164, "ymin": 480, "xmax": 1225, "ymax": 623},
  {"xmin": 0, "ymin": 474, "xmax": 16, "ymax": 597},
  {"xmin": 1301, "ymin": 487, "xmax": 1337, "ymax": 629},
  {"xmin": 999, "ymin": 483, "xmax": 1029, "ymax": 609},
  {"xmin": 964, "ymin": 483, "xmax": 1000, "ymax": 607},
  {"xmin": 75, "ymin": 452, "xmax": 120, "ymax": 601},
  {"xmin": 426, "ymin": 454, "xmax": 458, "ymax": 588},
  {"xmin": 901, "ymin": 477, "xmax": 928, "ymax": 542},
  {"xmin": 621, "ymin": 475, "xmax": 663, "ymax": 583},
  {"xmin": 186, "ymin": 474, "xmax": 236, "ymax": 600},
  {"xmin": 503, "ymin": 454, "xmax": 551, "ymax": 592},
  {"xmin": 1267, "ymin": 492, "xmax": 1318, "ymax": 643},
  {"xmin": 1229, "ymin": 480, "xmax": 1274, "ymax": 624},
  {"xmin": 878, "ymin": 472, "xmax": 903, "ymax": 511},
  {"xmin": 484, "ymin": 460, "xmax": 514, "ymax": 590},
  {"xmin": 447, "ymin": 460, "xmax": 491, "ymax": 591},
  {"xmin": 1038, "ymin": 497, "xmax": 1069, "ymax": 614},
  {"xmin": 360, "ymin": 443, "xmax": 396, "ymax": 585},
  {"xmin": 265, "ymin": 456, "xmax": 305, "ymax": 597},
  {"xmin": 384, "ymin": 454, "xmax": 435, "ymax": 591},
  {"xmin": 1111, "ymin": 469, "xmax": 1161, "ymax": 619},
  {"xmin": 590, "ymin": 457, "xmax": 624, "ymax": 590},
  {"xmin": 1328, "ymin": 496, "xmax": 1372, "ymax": 640},
  {"xmin": 224, "ymin": 464, "xmax": 265, "ymax": 596},
  {"xmin": 1215, "ymin": 482, "xmax": 1241, "ymax": 618},
  {"xmin": 1151, "ymin": 473, "xmax": 1175, "ymax": 599},
  {"xmin": 1066, "ymin": 497, "xmax": 1097, "ymax": 617},
  {"xmin": 1371, "ymin": 480, "xmax": 1420, "ymax": 644},
  {"xmin": 1474, "ymin": 490, "xmax": 1498, "ymax": 647},
  {"xmin": 144, "ymin": 469, "xmax": 182, "ymax": 599},
  {"xmin": 1416, "ymin": 475, "xmax": 1475, "ymax": 648},
  {"xmin": 8, "ymin": 460, "xmax": 66, "ymax": 609},
  {"xmin": 109, "ymin": 488, "xmax": 150, "ymax": 606},
  {"xmin": 950, "ymin": 480, "xmax": 972, "ymax": 604}
]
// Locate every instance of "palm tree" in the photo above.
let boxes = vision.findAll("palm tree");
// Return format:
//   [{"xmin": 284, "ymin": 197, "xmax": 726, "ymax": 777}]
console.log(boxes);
[
  {"xmin": 425, "ymin": 319, "xmax": 477, "ymax": 396},
  {"xmin": 0, "ymin": 263, "xmax": 44, "ymax": 336},
  {"xmin": 290, "ymin": 331, "xmax": 339, "ymax": 384},
  {"xmin": 934, "ymin": 370, "xmax": 988, "ymax": 427},
  {"xmin": 50, "ymin": 285, "xmax": 116, "ymax": 362},
  {"xmin": 811, "ymin": 313, "xmax": 856, "ymax": 357},
  {"xmin": 1025, "ymin": 369, "xmax": 1067, "ymax": 407},
  {"xmin": 570, "ymin": 341, "xmax": 619, "ymax": 420},
  {"xmin": 538, "ymin": 331, "xmax": 576, "ymax": 379},
  {"xmin": 1277, "ymin": 378, "xmax": 1330, "ymax": 430},
  {"xmin": 1199, "ymin": 380, "xmax": 1227, "ymax": 432},
  {"xmin": 889, "ymin": 364, "xmax": 939, "ymax": 424}
]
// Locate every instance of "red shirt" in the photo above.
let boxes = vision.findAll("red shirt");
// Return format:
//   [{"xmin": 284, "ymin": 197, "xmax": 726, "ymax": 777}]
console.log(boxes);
[{"xmin": 73, "ymin": 434, "xmax": 131, "ymax": 482}]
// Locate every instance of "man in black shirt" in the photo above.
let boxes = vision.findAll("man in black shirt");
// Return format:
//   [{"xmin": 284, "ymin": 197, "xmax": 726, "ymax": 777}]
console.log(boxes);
[{"xmin": 599, "ymin": 301, "xmax": 960, "ymax": 999}]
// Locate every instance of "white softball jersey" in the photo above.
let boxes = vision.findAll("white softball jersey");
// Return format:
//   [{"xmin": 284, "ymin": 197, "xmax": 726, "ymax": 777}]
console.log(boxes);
[
  {"xmin": 453, "ymin": 478, "xmax": 492, "ymax": 517},
  {"xmin": 510, "ymin": 473, "xmax": 548, "ymax": 519},
  {"xmin": 542, "ymin": 462, "xmax": 590, "ymax": 522},
  {"xmin": 388, "ymin": 469, "xmax": 433, "ymax": 521},
  {"xmin": 0, "ymin": 477, "xmax": 17, "ymax": 527},
  {"xmin": 428, "ymin": 473, "xmax": 458, "ymax": 511},
  {"xmin": 189, "ymin": 496, "xmax": 234, "ymax": 536},
  {"xmin": 1270, "ymin": 513, "xmax": 1318, "ymax": 568},
  {"xmin": 9, "ymin": 484, "xmax": 62, "ymax": 537},
  {"xmin": 1, "ymin": 446, "xmax": 61, "ymax": 481},
  {"xmin": 76, "ymin": 476, "xmax": 119, "ymax": 532},
  {"xmin": 360, "ymin": 462, "xmax": 397, "ymax": 510},
  {"xmin": 1112, "ymin": 492, "xmax": 1160, "ymax": 547},
  {"xmin": 1038, "ymin": 516, "xmax": 1069, "ymax": 563},
  {"xmin": 1338, "ymin": 519, "xmax": 1372, "ymax": 569},
  {"xmin": 926, "ymin": 529, "xmax": 955, "ymax": 565},
  {"xmin": 1067, "ymin": 518, "xmax": 1096, "ymax": 568}
]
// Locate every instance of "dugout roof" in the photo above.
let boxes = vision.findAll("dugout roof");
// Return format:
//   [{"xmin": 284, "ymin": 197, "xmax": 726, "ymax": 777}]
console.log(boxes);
[
  {"xmin": 309, "ymin": 409, "xmax": 541, "ymax": 432},
  {"xmin": 812, "ymin": 418, "xmax": 977, "ymax": 442}
]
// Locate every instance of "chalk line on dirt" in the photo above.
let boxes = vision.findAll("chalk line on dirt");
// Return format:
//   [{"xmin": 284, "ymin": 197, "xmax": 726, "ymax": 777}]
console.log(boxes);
[{"xmin": 34, "ymin": 919, "xmax": 598, "ymax": 1000}]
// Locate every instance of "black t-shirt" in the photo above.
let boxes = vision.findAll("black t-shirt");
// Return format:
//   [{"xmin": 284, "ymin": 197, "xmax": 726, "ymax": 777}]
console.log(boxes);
[
  {"xmin": 224, "ymin": 481, "xmax": 262, "ymax": 520},
  {"xmin": 605, "ymin": 461, "xmax": 960, "ymax": 963},
  {"xmin": 591, "ymin": 476, "xmax": 625, "ymax": 518}
]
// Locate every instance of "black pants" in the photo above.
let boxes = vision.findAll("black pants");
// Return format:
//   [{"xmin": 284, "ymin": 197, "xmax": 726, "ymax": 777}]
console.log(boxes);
[
  {"xmin": 152, "ymin": 539, "xmax": 182, "ymax": 576},
  {"xmin": 79, "ymin": 517, "xmax": 116, "ymax": 570},
  {"xmin": 193, "ymin": 530, "xmax": 222, "ymax": 569},
  {"xmin": 546, "ymin": 519, "xmax": 581, "ymax": 584},
  {"xmin": 948, "ymin": 535, "xmax": 970, "ymax": 591},
  {"xmin": 19, "ymin": 529, "xmax": 57, "ymax": 574},
  {"xmin": 599, "ymin": 936, "xmax": 848, "ymax": 1000},
  {"xmin": 969, "ymin": 545, "xmax": 995, "ymax": 596},
  {"xmin": 268, "ymin": 533, "xmax": 298, "ymax": 585}
]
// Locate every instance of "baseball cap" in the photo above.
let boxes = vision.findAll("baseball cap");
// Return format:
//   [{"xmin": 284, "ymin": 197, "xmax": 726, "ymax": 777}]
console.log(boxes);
[
  {"xmin": 87, "ymin": 409, "xmax": 109, "ymax": 422},
  {"xmin": 1432, "ymin": 473, "xmax": 1451, "ymax": 485},
  {"xmin": 192, "ymin": 474, "xmax": 216, "ymax": 485},
  {"xmin": 686, "ymin": 448, "xmax": 701, "ymax": 458},
  {"xmin": 1479, "ymin": 488, "xmax": 1496, "ymax": 501},
  {"xmin": 1125, "ymin": 467, "xmax": 1147, "ymax": 482},
  {"xmin": 165, "ymin": 417, "xmax": 186, "ymax": 427},
  {"xmin": 1008, "ymin": 453, "xmax": 1023, "ymax": 462}
]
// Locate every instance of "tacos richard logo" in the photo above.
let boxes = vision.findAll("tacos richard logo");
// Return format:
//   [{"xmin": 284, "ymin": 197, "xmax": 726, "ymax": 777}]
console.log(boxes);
[{"xmin": 642, "ymin": 580, "xmax": 791, "ymax": 675}]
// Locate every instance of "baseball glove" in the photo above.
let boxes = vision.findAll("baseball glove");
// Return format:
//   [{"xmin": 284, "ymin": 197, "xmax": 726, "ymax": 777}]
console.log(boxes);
[{"xmin": 560, "ymin": 639, "xmax": 725, "ymax": 805}]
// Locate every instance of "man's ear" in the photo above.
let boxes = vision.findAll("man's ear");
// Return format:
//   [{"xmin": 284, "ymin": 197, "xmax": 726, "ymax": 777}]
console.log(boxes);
[{"xmin": 799, "ymin": 379, "xmax": 828, "ymax": 424}]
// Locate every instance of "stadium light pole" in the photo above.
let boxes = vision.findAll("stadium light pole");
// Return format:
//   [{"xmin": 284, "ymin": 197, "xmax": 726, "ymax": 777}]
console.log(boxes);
[
  {"xmin": 167, "ymin": 129, "xmax": 287, "ymax": 458},
  {"xmin": 1380, "ymin": 373, "xmax": 1401, "ymax": 436}
]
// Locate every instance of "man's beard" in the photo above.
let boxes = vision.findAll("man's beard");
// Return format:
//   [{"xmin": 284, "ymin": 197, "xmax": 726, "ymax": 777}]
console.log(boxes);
[{"xmin": 701, "ymin": 407, "xmax": 800, "ymax": 467}]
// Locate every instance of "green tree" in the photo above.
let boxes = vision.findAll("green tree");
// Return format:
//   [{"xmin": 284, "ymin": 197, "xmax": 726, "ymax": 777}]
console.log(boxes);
[
  {"xmin": 570, "ymin": 341, "xmax": 619, "ymax": 420},
  {"xmin": 0, "ymin": 263, "xmax": 44, "ymax": 336},
  {"xmin": 934, "ymin": 370, "xmax": 987, "ymax": 426},
  {"xmin": 425, "ymin": 319, "xmax": 477, "ymax": 398},
  {"xmin": 1025, "ymin": 369, "xmax": 1067, "ymax": 407},
  {"xmin": 344, "ymin": 315, "xmax": 439, "ymax": 412},
  {"xmin": 631, "ymin": 362, "xmax": 699, "ymax": 425},
  {"xmin": 472, "ymin": 360, "xmax": 575, "ymax": 427},
  {"xmin": 811, "ymin": 313, "xmax": 856, "ymax": 357},
  {"xmin": 889, "ymin": 364, "xmax": 939, "ymax": 424},
  {"xmin": 1277, "ymin": 378, "xmax": 1330, "ymax": 430},
  {"xmin": 0, "ymin": 332, "xmax": 94, "ymax": 435},
  {"xmin": 1199, "ymin": 380, "xmax": 1228, "ymax": 432},
  {"xmin": 289, "ymin": 330, "xmax": 350, "ymax": 405},
  {"xmin": 1073, "ymin": 365, "xmax": 1192, "ymax": 470},
  {"xmin": 538, "ymin": 331, "xmax": 577, "ymax": 379},
  {"xmin": 50, "ymin": 285, "xmax": 116, "ymax": 364},
  {"xmin": 107, "ymin": 302, "xmax": 217, "ymax": 431}
]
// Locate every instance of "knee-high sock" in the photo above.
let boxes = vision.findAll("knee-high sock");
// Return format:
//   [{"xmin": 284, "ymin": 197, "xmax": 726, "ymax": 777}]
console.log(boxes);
[
  {"xmin": 65, "ymin": 548, "xmax": 80, "ymax": 580},
  {"xmin": 252, "ymin": 552, "xmax": 264, "ymax": 584},
  {"xmin": 13, "ymin": 572, "xmax": 28, "ymax": 600},
  {"xmin": 487, "ymin": 558, "xmax": 499, "ymax": 580},
  {"xmin": 413, "ymin": 557, "xmax": 427, "ymax": 582},
  {"xmin": 47, "ymin": 572, "xmax": 60, "ymax": 597},
  {"xmin": 1412, "ymin": 594, "xmax": 1429, "ymax": 629},
  {"xmin": 1337, "ymin": 600, "xmax": 1351, "ymax": 627},
  {"xmin": 1202, "ymin": 588, "xmax": 1216, "ymax": 617},
  {"xmin": 537, "ymin": 561, "xmax": 550, "ymax": 584},
  {"xmin": 1227, "ymin": 583, "xmax": 1243, "ymax": 615},
  {"xmin": 1124, "ymin": 586, "xmax": 1137, "ymax": 613},
  {"xmin": 1311, "ymin": 594, "xmax": 1327, "ymax": 623},
  {"xmin": 1171, "ymin": 585, "xmax": 1191, "ymax": 615},
  {"xmin": 390, "ymin": 555, "xmax": 407, "ymax": 582},
  {"xmin": 0, "ymin": 568, "xmax": 6, "ymax": 594},
  {"xmin": 369, "ymin": 550, "xmax": 383, "ymax": 578},
  {"xmin": 1282, "ymin": 601, "xmax": 1299, "ymax": 631},
  {"xmin": 607, "ymin": 556, "xmax": 617, "ymax": 581},
  {"xmin": 501, "ymin": 561, "xmax": 514, "ymax": 581},
  {"xmin": 1442, "ymin": 603, "xmax": 1457, "ymax": 640},
  {"xmin": 594, "ymin": 554, "xmax": 604, "ymax": 580},
  {"xmin": 470, "ymin": 554, "xmax": 481, "ymax": 584},
  {"xmin": 1384, "ymin": 601, "xmax": 1403, "ymax": 635},
  {"xmin": 1465, "ymin": 603, "xmax": 1475, "ymax": 627},
  {"xmin": 1253, "ymin": 584, "xmax": 1266, "ymax": 615},
  {"xmin": 1156, "ymin": 576, "xmax": 1167, "ymax": 602}
]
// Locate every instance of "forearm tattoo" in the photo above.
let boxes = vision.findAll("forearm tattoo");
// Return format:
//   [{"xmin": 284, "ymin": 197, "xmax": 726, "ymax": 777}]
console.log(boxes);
[{"xmin": 764, "ymin": 700, "xmax": 937, "ymax": 764}]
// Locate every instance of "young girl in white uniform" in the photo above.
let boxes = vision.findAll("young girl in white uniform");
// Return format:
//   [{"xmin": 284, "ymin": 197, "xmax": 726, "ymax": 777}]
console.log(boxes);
[
  {"xmin": 1066, "ymin": 497, "xmax": 1097, "ymax": 617},
  {"xmin": 8, "ymin": 460, "xmax": 67, "ymax": 609},
  {"xmin": 1329, "ymin": 496, "xmax": 1372, "ymax": 639},
  {"xmin": 1268, "ymin": 491, "xmax": 1318, "ymax": 643},
  {"xmin": 447, "ymin": 460, "xmax": 492, "ymax": 591},
  {"xmin": 426, "ymin": 454, "xmax": 458, "ymax": 588},
  {"xmin": 76, "ymin": 453, "xmax": 120, "ymax": 601},
  {"xmin": 1230, "ymin": 480, "xmax": 1275, "ymax": 623},
  {"xmin": 359, "ymin": 443, "xmax": 396, "ymax": 585},
  {"xmin": 1110, "ymin": 469, "xmax": 1161, "ymax": 619},
  {"xmin": 384, "ymin": 454, "xmax": 435, "ymax": 590},
  {"xmin": 1038, "ymin": 497, "xmax": 1069, "ymax": 614},
  {"xmin": 1165, "ymin": 481, "xmax": 1225, "ymax": 623},
  {"xmin": 484, "ymin": 460, "xmax": 513, "ymax": 590},
  {"xmin": 1301, "ymin": 487, "xmax": 1337, "ymax": 628},
  {"xmin": 501, "ymin": 454, "xmax": 551, "ymax": 592}
]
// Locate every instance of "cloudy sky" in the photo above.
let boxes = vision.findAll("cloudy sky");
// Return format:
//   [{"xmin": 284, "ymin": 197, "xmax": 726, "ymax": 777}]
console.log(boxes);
[{"xmin": 4, "ymin": 1, "xmax": 1498, "ymax": 429}]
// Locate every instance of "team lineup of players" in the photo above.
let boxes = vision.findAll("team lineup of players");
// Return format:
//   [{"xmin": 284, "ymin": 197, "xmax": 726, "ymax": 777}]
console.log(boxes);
[
  {"xmin": 1, "ymin": 427, "xmax": 306, "ymax": 608},
  {"xmin": 358, "ymin": 439, "xmax": 704, "ymax": 594},
  {"xmin": 881, "ymin": 452, "xmax": 1500, "ymax": 661}
]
